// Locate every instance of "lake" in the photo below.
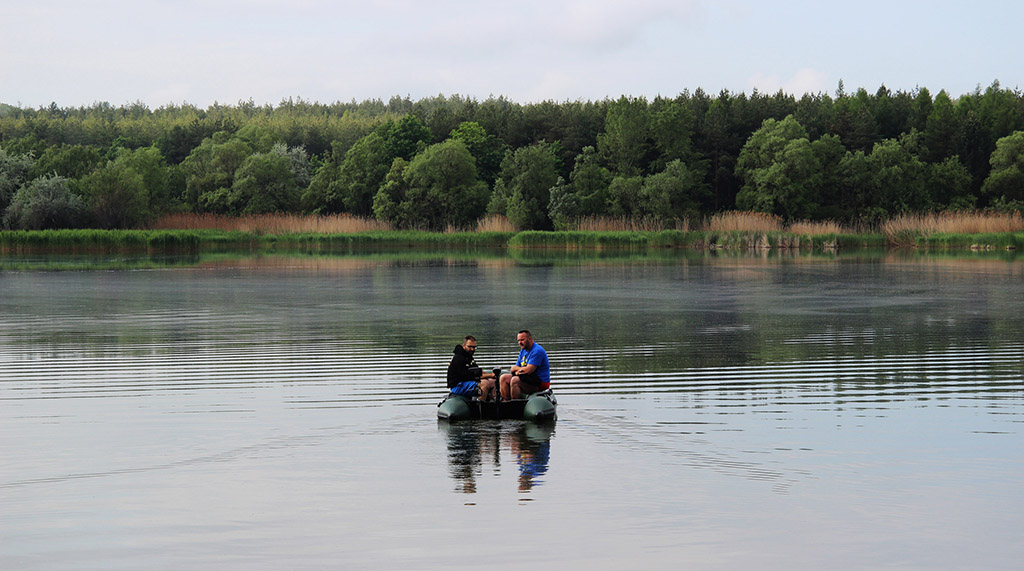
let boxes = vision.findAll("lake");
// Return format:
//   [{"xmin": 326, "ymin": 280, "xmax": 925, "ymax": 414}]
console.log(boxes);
[{"xmin": 2, "ymin": 250, "xmax": 1023, "ymax": 569}]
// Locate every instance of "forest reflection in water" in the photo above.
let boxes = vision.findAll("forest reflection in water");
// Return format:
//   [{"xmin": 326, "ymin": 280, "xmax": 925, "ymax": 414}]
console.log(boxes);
[{"xmin": 1, "ymin": 248, "xmax": 1023, "ymax": 569}]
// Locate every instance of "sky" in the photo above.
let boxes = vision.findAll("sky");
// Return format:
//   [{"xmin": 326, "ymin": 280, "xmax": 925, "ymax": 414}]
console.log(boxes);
[{"xmin": 2, "ymin": 0, "xmax": 1022, "ymax": 109}]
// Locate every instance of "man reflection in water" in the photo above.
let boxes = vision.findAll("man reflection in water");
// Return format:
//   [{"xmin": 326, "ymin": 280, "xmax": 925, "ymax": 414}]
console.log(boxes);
[
  {"xmin": 444, "ymin": 425, "xmax": 497, "ymax": 494},
  {"xmin": 442, "ymin": 423, "xmax": 552, "ymax": 494},
  {"xmin": 499, "ymin": 330, "xmax": 550, "ymax": 400},
  {"xmin": 447, "ymin": 335, "xmax": 498, "ymax": 400},
  {"xmin": 511, "ymin": 428, "xmax": 551, "ymax": 492}
]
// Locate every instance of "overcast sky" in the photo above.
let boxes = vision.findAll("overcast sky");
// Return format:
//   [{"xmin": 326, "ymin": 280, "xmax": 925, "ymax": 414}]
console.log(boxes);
[{"xmin": 2, "ymin": 0, "xmax": 1021, "ymax": 109}]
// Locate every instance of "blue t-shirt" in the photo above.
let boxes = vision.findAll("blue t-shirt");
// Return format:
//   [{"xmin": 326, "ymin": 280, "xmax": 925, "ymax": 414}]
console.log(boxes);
[{"xmin": 515, "ymin": 343, "xmax": 550, "ymax": 385}]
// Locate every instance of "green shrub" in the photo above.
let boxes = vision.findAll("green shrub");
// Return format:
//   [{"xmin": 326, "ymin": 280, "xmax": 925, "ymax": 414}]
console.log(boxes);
[{"xmin": 4, "ymin": 175, "xmax": 85, "ymax": 230}]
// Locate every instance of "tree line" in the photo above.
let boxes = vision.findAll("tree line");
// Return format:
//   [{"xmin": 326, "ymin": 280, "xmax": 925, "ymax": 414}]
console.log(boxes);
[{"xmin": 2, "ymin": 81, "xmax": 1023, "ymax": 231}]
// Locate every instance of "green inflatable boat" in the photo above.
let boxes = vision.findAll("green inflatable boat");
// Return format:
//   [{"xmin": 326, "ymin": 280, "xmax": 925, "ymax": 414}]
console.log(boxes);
[{"xmin": 437, "ymin": 389, "xmax": 557, "ymax": 422}]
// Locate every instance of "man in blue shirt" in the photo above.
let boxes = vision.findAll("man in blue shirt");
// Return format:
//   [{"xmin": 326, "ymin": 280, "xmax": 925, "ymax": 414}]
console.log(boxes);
[{"xmin": 499, "ymin": 330, "xmax": 550, "ymax": 400}]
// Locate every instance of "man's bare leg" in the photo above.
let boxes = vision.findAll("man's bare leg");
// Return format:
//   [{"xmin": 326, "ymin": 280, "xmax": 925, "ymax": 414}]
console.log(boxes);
[
  {"xmin": 479, "ymin": 377, "xmax": 495, "ymax": 401},
  {"xmin": 499, "ymin": 373, "xmax": 513, "ymax": 399}
]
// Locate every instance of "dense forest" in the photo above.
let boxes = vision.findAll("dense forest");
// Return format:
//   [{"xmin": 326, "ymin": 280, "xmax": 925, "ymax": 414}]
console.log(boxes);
[{"xmin": 2, "ymin": 81, "xmax": 1024, "ymax": 231}]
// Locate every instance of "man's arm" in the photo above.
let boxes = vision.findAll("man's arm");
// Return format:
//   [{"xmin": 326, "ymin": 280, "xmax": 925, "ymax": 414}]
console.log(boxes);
[
  {"xmin": 511, "ymin": 350, "xmax": 537, "ymax": 375},
  {"xmin": 511, "ymin": 363, "xmax": 537, "ymax": 375}
]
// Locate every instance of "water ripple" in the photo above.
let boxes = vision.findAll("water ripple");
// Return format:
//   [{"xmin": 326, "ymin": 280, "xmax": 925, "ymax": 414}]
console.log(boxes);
[{"xmin": 2, "ymin": 341, "xmax": 1021, "ymax": 415}]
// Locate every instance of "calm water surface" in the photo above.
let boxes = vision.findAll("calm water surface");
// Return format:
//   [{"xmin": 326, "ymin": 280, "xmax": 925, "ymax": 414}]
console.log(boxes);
[{"xmin": 2, "ymin": 252, "xmax": 1023, "ymax": 569}]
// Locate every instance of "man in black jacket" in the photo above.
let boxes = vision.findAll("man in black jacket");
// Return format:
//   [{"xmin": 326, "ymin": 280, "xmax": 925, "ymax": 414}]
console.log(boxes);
[{"xmin": 447, "ymin": 335, "xmax": 498, "ymax": 400}]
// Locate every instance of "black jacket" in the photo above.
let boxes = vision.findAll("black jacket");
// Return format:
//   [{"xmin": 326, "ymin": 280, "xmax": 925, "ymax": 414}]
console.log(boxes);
[{"xmin": 446, "ymin": 344, "xmax": 482, "ymax": 388}]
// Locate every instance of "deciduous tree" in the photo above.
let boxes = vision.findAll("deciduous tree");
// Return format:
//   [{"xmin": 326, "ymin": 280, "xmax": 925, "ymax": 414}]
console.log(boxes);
[
  {"xmin": 548, "ymin": 146, "xmax": 612, "ymax": 225},
  {"xmin": 982, "ymin": 131, "xmax": 1024, "ymax": 203},
  {"xmin": 638, "ymin": 159, "xmax": 708, "ymax": 221},
  {"xmin": 80, "ymin": 161, "xmax": 149, "ymax": 228},
  {"xmin": 380, "ymin": 115, "xmax": 432, "ymax": 161},
  {"xmin": 606, "ymin": 175, "xmax": 643, "ymax": 218},
  {"xmin": 735, "ymin": 116, "xmax": 821, "ymax": 220},
  {"xmin": 0, "ymin": 147, "xmax": 34, "ymax": 213},
  {"xmin": 3, "ymin": 174, "xmax": 85, "ymax": 229},
  {"xmin": 449, "ymin": 121, "xmax": 505, "ymax": 188},
  {"xmin": 180, "ymin": 133, "xmax": 252, "ymax": 212},
  {"xmin": 839, "ymin": 132, "xmax": 932, "ymax": 221},
  {"xmin": 490, "ymin": 142, "xmax": 560, "ymax": 230},
  {"xmin": 930, "ymin": 156, "xmax": 974, "ymax": 209},
  {"xmin": 228, "ymin": 150, "xmax": 301, "ymax": 214},
  {"xmin": 335, "ymin": 132, "xmax": 393, "ymax": 215},
  {"xmin": 30, "ymin": 144, "xmax": 104, "ymax": 183},
  {"xmin": 371, "ymin": 158, "xmax": 409, "ymax": 226},
  {"xmin": 376, "ymin": 140, "xmax": 487, "ymax": 230}
]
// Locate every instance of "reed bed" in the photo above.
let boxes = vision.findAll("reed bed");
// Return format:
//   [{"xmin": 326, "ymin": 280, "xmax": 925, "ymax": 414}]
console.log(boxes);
[
  {"xmin": 787, "ymin": 220, "xmax": 852, "ymax": 235},
  {"xmin": 4, "ymin": 211, "xmax": 1021, "ymax": 253},
  {"xmin": 568, "ymin": 216, "xmax": 675, "ymax": 232},
  {"xmin": 475, "ymin": 214, "xmax": 516, "ymax": 233},
  {"xmin": 150, "ymin": 213, "xmax": 393, "ymax": 234},
  {"xmin": 881, "ymin": 211, "xmax": 1024, "ymax": 239},
  {"xmin": 880, "ymin": 211, "xmax": 1024, "ymax": 249},
  {"xmin": 705, "ymin": 211, "xmax": 783, "ymax": 233}
]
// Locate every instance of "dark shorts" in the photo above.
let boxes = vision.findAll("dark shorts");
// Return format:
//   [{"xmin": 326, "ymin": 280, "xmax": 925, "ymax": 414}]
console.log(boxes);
[{"xmin": 516, "ymin": 372, "xmax": 545, "ymax": 388}]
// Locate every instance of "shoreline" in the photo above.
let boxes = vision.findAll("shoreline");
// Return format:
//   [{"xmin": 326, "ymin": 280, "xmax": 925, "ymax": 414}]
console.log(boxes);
[{"xmin": 2, "ymin": 228, "xmax": 1022, "ymax": 254}]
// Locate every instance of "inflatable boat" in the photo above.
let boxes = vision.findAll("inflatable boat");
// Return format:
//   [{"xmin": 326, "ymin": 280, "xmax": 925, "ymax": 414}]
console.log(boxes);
[{"xmin": 437, "ymin": 389, "xmax": 557, "ymax": 422}]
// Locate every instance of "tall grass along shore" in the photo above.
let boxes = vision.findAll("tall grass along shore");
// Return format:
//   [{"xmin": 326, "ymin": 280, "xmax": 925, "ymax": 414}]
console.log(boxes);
[{"xmin": 2, "ymin": 211, "xmax": 1022, "ymax": 253}]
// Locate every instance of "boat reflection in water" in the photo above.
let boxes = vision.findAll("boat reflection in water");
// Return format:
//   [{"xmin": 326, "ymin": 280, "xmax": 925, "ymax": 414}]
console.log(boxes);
[{"xmin": 438, "ymin": 420, "xmax": 554, "ymax": 495}]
